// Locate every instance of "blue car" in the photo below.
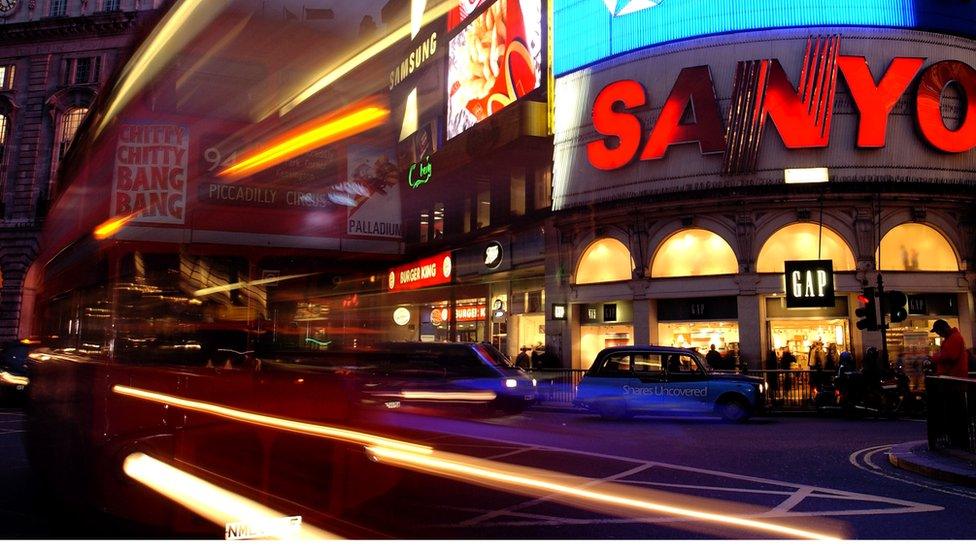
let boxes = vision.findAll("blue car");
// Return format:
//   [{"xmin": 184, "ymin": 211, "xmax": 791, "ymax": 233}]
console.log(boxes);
[{"xmin": 574, "ymin": 346, "xmax": 767, "ymax": 422}]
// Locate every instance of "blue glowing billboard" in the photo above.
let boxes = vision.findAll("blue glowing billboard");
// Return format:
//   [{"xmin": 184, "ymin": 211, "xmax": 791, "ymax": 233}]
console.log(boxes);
[{"xmin": 554, "ymin": 0, "xmax": 976, "ymax": 76}]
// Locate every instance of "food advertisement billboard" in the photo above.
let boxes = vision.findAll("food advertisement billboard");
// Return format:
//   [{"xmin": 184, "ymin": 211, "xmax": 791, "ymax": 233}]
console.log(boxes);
[{"xmin": 447, "ymin": 0, "xmax": 542, "ymax": 139}]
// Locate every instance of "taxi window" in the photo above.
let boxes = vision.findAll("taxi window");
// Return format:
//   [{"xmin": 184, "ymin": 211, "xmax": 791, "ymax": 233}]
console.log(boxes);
[
  {"xmin": 665, "ymin": 353, "xmax": 702, "ymax": 374},
  {"xmin": 598, "ymin": 353, "xmax": 634, "ymax": 377},
  {"xmin": 632, "ymin": 353, "xmax": 665, "ymax": 381}
]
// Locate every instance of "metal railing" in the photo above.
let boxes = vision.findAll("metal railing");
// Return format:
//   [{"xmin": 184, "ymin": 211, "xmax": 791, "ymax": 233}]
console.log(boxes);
[
  {"xmin": 528, "ymin": 368, "xmax": 832, "ymax": 410},
  {"xmin": 925, "ymin": 375, "xmax": 976, "ymax": 462}
]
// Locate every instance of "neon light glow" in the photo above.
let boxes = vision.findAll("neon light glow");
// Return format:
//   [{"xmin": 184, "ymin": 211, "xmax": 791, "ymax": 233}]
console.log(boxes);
[
  {"xmin": 122, "ymin": 453, "xmax": 337, "ymax": 540},
  {"xmin": 554, "ymin": 0, "xmax": 921, "ymax": 75}
]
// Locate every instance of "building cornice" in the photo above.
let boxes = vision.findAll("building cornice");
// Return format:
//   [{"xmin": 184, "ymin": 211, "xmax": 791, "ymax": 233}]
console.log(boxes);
[{"xmin": 0, "ymin": 11, "xmax": 142, "ymax": 44}]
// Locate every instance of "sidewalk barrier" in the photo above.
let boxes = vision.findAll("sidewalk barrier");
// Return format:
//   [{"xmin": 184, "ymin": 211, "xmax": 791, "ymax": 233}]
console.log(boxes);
[{"xmin": 925, "ymin": 375, "xmax": 976, "ymax": 463}]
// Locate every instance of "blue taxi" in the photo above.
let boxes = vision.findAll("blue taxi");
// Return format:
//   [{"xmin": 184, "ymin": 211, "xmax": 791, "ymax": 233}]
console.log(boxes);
[{"xmin": 574, "ymin": 346, "xmax": 766, "ymax": 422}]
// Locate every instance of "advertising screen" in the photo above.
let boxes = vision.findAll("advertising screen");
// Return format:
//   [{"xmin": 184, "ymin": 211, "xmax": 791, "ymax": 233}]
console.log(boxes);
[
  {"xmin": 447, "ymin": 0, "xmax": 542, "ymax": 139},
  {"xmin": 448, "ymin": 0, "xmax": 491, "ymax": 31}
]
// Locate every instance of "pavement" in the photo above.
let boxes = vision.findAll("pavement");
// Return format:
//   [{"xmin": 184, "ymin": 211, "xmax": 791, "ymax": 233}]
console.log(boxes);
[{"xmin": 888, "ymin": 440, "xmax": 976, "ymax": 487}]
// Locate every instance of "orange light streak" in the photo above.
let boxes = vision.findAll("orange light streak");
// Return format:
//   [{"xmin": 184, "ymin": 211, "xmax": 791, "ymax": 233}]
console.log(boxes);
[
  {"xmin": 112, "ymin": 385, "xmax": 432, "ymax": 455},
  {"xmin": 218, "ymin": 104, "xmax": 389, "ymax": 180},
  {"xmin": 93, "ymin": 211, "xmax": 142, "ymax": 240}
]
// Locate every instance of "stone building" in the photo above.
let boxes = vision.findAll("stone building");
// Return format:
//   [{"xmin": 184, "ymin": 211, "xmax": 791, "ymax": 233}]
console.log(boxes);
[{"xmin": 0, "ymin": 0, "xmax": 164, "ymax": 339}]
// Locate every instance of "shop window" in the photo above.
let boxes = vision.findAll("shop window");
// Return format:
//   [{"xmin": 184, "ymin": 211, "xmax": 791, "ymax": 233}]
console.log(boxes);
[
  {"xmin": 477, "ymin": 189, "xmax": 490, "ymax": 229},
  {"xmin": 650, "ymin": 229, "xmax": 738, "ymax": 277},
  {"xmin": 534, "ymin": 165, "xmax": 552, "ymax": 209},
  {"xmin": 510, "ymin": 168, "xmax": 526, "ymax": 216},
  {"xmin": 102, "ymin": 0, "xmax": 121, "ymax": 11},
  {"xmin": 419, "ymin": 210, "xmax": 430, "ymax": 243},
  {"xmin": 0, "ymin": 65, "xmax": 15, "ymax": 90},
  {"xmin": 432, "ymin": 203, "xmax": 444, "ymax": 239},
  {"xmin": 756, "ymin": 223, "xmax": 856, "ymax": 272},
  {"xmin": 877, "ymin": 223, "xmax": 959, "ymax": 272},
  {"xmin": 575, "ymin": 238, "xmax": 634, "ymax": 284}
]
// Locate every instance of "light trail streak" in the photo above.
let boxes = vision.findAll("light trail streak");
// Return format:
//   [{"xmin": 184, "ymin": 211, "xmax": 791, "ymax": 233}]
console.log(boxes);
[
  {"xmin": 365, "ymin": 445, "xmax": 842, "ymax": 541},
  {"xmin": 218, "ymin": 104, "xmax": 388, "ymax": 179},
  {"xmin": 191, "ymin": 272, "xmax": 319, "ymax": 297},
  {"xmin": 111, "ymin": 385, "xmax": 432, "ymax": 456},
  {"xmin": 113, "ymin": 385, "xmax": 841, "ymax": 540},
  {"xmin": 122, "ymin": 452, "xmax": 337, "ymax": 540},
  {"xmin": 93, "ymin": 211, "xmax": 142, "ymax": 240},
  {"xmin": 94, "ymin": 0, "xmax": 227, "ymax": 140},
  {"xmin": 0, "ymin": 371, "xmax": 28, "ymax": 386},
  {"xmin": 274, "ymin": 0, "xmax": 454, "ymax": 117}
]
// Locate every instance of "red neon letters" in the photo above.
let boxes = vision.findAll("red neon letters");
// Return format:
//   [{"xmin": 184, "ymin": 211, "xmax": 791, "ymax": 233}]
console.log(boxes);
[
  {"xmin": 586, "ymin": 54, "xmax": 976, "ymax": 171},
  {"xmin": 588, "ymin": 80, "xmax": 647, "ymax": 170},
  {"xmin": 916, "ymin": 60, "xmax": 976, "ymax": 153},
  {"xmin": 640, "ymin": 66, "xmax": 726, "ymax": 160},
  {"xmin": 837, "ymin": 56, "xmax": 925, "ymax": 148}
]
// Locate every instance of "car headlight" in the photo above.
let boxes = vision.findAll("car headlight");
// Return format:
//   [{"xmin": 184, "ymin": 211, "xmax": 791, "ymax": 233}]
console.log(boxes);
[
  {"xmin": 505, "ymin": 379, "xmax": 517, "ymax": 388},
  {"xmin": 532, "ymin": 378, "xmax": 537, "ymax": 387},
  {"xmin": 758, "ymin": 382, "xmax": 765, "ymax": 394}
]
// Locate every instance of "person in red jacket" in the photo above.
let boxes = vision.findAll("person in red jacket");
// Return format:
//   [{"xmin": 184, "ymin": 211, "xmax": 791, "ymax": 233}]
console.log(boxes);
[{"xmin": 931, "ymin": 319, "xmax": 969, "ymax": 378}]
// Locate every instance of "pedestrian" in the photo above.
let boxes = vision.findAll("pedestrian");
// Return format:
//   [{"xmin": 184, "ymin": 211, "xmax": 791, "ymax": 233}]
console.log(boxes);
[
  {"xmin": 515, "ymin": 346, "xmax": 532, "ymax": 370},
  {"xmin": 930, "ymin": 319, "xmax": 970, "ymax": 448},
  {"xmin": 705, "ymin": 344, "xmax": 723, "ymax": 370},
  {"xmin": 531, "ymin": 344, "xmax": 544, "ymax": 370},
  {"xmin": 931, "ymin": 319, "xmax": 969, "ymax": 378},
  {"xmin": 780, "ymin": 347, "xmax": 796, "ymax": 397}
]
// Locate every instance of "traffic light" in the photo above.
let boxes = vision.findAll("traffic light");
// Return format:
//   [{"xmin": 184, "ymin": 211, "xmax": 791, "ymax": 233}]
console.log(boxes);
[
  {"xmin": 855, "ymin": 287, "xmax": 879, "ymax": 331},
  {"xmin": 887, "ymin": 290, "xmax": 908, "ymax": 323}
]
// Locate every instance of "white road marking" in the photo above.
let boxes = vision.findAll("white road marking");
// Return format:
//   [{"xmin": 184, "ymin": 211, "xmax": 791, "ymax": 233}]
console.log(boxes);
[
  {"xmin": 849, "ymin": 444, "xmax": 976, "ymax": 502},
  {"xmin": 485, "ymin": 447, "xmax": 539, "ymax": 460},
  {"xmin": 0, "ymin": 429, "xmax": 25, "ymax": 435},
  {"xmin": 415, "ymin": 429, "xmax": 944, "ymax": 528}
]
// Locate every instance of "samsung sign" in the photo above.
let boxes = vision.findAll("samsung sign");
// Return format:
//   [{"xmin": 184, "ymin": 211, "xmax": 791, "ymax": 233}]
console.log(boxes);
[{"xmin": 554, "ymin": 0, "xmax": 976, "ymax": 76}]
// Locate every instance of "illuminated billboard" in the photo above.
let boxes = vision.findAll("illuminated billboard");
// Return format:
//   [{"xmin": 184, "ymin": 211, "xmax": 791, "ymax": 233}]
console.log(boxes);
[
  {"xmin": 553, "ymin": 0, "xmax": 976, "ymax": 76},
  {"xmin": 448, "ymin": 0, "xmax": 491, "ymax": 31},
  {"xmin": 447, "ymin": 0, "xmax": 543, "ymax": 140}
]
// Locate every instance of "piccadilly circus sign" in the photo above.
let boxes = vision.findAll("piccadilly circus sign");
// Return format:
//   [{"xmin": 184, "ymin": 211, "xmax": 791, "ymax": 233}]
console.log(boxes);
[{"xmin": 587, "ymin": 37, "xmax": 976, "ymax": 174}]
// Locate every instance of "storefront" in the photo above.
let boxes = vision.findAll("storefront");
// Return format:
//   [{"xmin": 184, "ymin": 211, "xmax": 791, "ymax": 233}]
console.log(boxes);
[
  {"xmin": 579, "ymin": 301, "xmax": 634, "ymax": 369},
  {"xmin": 657, "ymin": 297, "xmax": 740, "ymax": 356},
  {"xmin": 543, "ymin": 3, "xmax": 976, "ymax": 370}
]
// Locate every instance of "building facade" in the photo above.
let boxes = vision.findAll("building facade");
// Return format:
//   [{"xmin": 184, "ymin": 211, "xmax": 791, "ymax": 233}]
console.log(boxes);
[
  {"xmin": 544, "ymin": 2, "xmax": 976, "ymax": 371},
  {"xmin": 0, "ymin": 0, "xmax": 164, "ymax": 339}
]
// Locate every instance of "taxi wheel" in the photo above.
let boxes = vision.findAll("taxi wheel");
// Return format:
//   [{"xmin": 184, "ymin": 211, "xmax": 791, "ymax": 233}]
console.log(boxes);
[
  {"xmin": 719, "ymin": 398, "xmax": 751, "ymax": 423},
  {"xmin": 597, "ymin": 400, "xmax": 630, "ymax": 421}
]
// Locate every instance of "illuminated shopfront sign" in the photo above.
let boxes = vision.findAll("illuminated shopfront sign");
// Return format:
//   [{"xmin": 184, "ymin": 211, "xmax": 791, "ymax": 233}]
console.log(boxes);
[
  {"xmin": 393, "ymin": 307, "xmax": 412, "ymax": 326},
  {"xmin": 553, "ymin": 0, "xmax": 976, "ymax": 76},
  {"xmin": 387, "ymin": 251, "xmax": 453, "ymax": 292},
  {"xmin": 587, "ymin": 43, "xmax": 975, "ymax": 173},
  {"xmin": 430, "ymin": 305, "xmax": 487, "ymax": 323},
  {"xmin": 408, "ymin": 155, "xmax": 433, "ymax": 188},
  {"xmin": 484, "ymin": 241, "xmax": 503, "ymax": 269},
  {"xmin": 390, "ymin": 31, "xmax": 438, "ymax": 91},
  {"xmin": 784, "ymin": 260, "xmax": 835, "ymax": 308}
]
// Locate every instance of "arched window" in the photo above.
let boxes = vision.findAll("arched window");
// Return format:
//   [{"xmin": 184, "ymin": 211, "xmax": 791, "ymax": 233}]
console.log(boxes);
[
  {"xmin": 575, "ymin": 238, "xmax": 634, "ymax": 284},
  {"xmin": 57, "ymin": 107, "xmax": 88, "ymax": 160},
  {"xmin": 877, "ymin": 223, "xmax": 959, "ymax": 272},
  {"xmin": 757, "ymin": 223, "xmax": 856, "ymax": 272},
  {"xmin": 651, "ymin": 229, "xmax": 738, "ymax": 277}
]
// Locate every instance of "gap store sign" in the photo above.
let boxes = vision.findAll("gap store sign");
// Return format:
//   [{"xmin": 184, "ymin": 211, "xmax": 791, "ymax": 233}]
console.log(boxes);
[{"xmin": 554, "ymin": 0, "xmax": 976, "ymax": 76}]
